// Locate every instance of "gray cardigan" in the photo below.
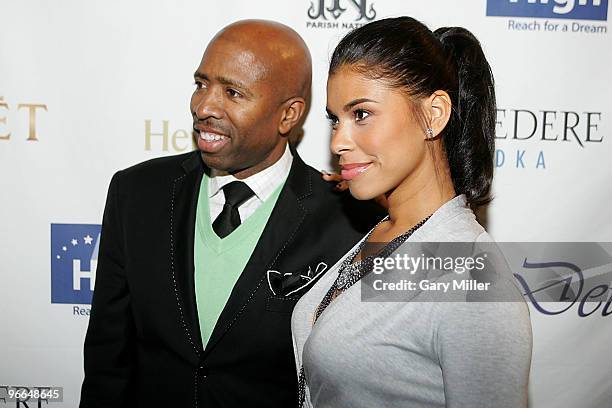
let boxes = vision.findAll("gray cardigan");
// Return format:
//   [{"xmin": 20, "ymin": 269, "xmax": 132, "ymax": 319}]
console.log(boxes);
[{"xmin": 292, "ymin": 195, "xmax": 532, "ymax": 408}]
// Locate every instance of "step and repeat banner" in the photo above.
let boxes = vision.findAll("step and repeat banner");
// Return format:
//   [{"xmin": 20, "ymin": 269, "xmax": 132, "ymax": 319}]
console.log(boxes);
[{"xmin": 1, "ymin": 0, "xmax": 610, "ymax": 407}]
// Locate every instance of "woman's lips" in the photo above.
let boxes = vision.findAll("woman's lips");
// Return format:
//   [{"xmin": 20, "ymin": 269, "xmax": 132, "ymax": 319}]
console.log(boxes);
[{"xmin": 340, "ymin": 163, "xmax": 372, "ymax": 180}]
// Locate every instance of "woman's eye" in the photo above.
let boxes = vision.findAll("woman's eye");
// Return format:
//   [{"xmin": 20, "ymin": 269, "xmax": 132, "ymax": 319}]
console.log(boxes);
[
  {"xmin": 354, "ymin": 109, "xmax": 370, "ymax": 122},
  {"xmin": 326, "ymin": 114, "xmax": 339, "ymax": 129}
]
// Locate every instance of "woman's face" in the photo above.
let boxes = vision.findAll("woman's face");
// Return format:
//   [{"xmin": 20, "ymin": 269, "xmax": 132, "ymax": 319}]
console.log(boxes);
[{"xmin": 327, "ymin": 66, "xmax": 430, "ymax": 200}]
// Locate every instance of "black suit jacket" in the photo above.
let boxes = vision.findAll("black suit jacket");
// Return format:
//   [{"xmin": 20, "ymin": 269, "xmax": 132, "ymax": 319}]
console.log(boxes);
[{"xmin": 80, "ymin": 149, "xmax": 383, "ymax": 407}]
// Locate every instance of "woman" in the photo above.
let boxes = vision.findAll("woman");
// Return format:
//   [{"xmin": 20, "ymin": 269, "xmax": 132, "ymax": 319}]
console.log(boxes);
[{"xmin": 292, "ymin": 17, "xmax": 532, "ymax": 408}]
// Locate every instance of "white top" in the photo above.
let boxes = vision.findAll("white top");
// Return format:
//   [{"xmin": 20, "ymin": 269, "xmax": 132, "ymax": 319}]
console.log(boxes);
[{"xmin": 208, "ymin": 144, "xmax": 293, "ymax": 222}]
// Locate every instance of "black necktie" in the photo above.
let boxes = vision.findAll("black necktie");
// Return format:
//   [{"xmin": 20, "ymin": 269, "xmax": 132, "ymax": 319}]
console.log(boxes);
[{"xmin": 212, "ymin": 181, "xmax": 255, "ymax": 238}]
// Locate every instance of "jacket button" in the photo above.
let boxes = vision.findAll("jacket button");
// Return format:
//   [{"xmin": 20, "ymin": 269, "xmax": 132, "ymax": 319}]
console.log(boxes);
[{"xmin": 198, "ymin": 366, "xmax": 209, "ymax": 378}]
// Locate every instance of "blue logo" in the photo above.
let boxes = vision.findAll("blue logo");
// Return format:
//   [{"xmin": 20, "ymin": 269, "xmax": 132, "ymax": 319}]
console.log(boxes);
[
  {"xmin": 51, "ymin": 223, "xmax": 101, "ymax": 304},
  {"xmin": 487, "ymin": 0, "xmax": 608, "ymax": 21}
]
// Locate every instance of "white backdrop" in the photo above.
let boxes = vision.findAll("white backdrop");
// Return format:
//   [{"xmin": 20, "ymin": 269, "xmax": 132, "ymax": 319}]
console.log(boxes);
[{"xmin": 1, "ymin": 0, "xmax": 610, "ymax": 407}]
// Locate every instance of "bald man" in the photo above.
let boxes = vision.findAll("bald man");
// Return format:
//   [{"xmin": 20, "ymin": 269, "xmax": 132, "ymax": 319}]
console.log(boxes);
[{"xmin": 79, "ymin": 20, "xmax": 381, "ymax": 407}]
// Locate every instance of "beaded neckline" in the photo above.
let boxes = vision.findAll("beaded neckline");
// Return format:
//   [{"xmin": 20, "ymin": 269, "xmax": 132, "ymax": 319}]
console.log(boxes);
[{"xmin": 314, "ymin": 213, "xmax": 431, "ymax": 321}]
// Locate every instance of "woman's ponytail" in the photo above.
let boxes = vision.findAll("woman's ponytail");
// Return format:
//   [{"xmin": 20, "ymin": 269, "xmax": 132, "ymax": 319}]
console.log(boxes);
[{"xmin": 434, "ymin": 27, "xmax": 496, "ymax": 208}]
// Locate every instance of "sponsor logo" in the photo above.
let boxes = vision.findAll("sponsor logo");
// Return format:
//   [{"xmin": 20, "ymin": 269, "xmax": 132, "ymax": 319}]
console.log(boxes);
[
  {"xmin": 487, "ymin": 0, "xmax": 608, "ymax": 21},
  {"xmin": 0, "ymin": 96, "xmax": 48, "ymax": 142},
  {"xmin": 144, "ymin": 120, "xmax": 196, "ymax": 153},
  {"xmin": 512, "ymin": 243, "xmax": 612, "ymax": 317},
  {"xmin": 51, "ymin": 223, "xmax": 101, "ymax": 305},
  {"xmin": 494, "ymin": 107, "xmax": 604, "ymax": 169},
  {"xmin": 306, "ymin": 0, "xmax": 377, "ymax": 29},
  {"xmin": 506, "ymin": 18, "xmax": 607, "ymax": 33}
]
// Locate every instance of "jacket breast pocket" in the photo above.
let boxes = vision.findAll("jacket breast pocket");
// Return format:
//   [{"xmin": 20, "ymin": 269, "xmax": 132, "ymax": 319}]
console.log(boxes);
[{"xmin": 265, "ymin": 296, "xmax": 299, "ymax": 313}]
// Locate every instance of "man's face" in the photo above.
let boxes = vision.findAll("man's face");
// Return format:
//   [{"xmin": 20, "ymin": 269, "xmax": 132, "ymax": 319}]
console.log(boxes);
[{"xmin": 190, "ymin": 37, "xmax": 285, "ymax": 177}]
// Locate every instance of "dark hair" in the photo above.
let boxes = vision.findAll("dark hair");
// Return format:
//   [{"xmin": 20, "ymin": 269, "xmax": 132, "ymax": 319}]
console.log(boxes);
[{"xmin": 329, "ymin": 17, "xmax": 496, "ymax": 208}]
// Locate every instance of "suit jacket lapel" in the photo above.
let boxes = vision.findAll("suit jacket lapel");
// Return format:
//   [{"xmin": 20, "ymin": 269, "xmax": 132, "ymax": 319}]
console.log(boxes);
[
  {"xmin": 203, "ymin": 151, "xmax": 312, "ymax": 356},
  {"xmin": 170, "ymin": 152, "xmax": 205, "ymax": 358}
]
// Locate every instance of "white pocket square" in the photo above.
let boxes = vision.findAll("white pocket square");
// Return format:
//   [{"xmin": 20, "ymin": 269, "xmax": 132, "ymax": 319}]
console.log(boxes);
[{"xmin": 266, "ymin": 262, "xmax": 328, "ymax": 297}]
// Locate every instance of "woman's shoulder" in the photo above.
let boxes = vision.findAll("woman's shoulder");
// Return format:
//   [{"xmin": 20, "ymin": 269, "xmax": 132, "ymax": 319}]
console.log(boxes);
[{"xmin": 413, "ymin": 195, "xmax": 489, "ymax": 242}]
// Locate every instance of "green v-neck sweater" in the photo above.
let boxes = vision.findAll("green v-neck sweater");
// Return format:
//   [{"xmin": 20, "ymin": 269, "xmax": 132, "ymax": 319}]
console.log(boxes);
[{"xmin": 194, "ymin": 173, "xmax": 285, "ymax": 349}]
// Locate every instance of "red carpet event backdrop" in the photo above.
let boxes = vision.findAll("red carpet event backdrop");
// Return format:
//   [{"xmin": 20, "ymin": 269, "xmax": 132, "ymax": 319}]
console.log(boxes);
[{"xmin": 1, "ymin": 0, "xmax": 610, "ymax": 407}]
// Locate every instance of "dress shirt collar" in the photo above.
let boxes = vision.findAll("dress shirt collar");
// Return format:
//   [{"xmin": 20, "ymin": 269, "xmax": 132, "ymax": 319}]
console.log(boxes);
[{"xmin": 208, "ymin": 144, "xmax": 293, "ymax": 203}]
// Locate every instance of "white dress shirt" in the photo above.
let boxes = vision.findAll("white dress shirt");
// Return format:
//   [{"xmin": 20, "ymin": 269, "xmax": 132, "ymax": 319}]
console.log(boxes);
[{"xmin": 208, "ymin": 144, "xmax": 293, "ymax": 223}]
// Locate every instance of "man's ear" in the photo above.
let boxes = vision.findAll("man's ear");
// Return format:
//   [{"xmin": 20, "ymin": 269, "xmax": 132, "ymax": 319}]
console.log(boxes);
[
  {"xmin": 427, "ymin": 90, "xmax": 452, "ymax": 138},
  {"xmin": 278, "ymin": 97, "xmax": 306, "ymax": 135}
]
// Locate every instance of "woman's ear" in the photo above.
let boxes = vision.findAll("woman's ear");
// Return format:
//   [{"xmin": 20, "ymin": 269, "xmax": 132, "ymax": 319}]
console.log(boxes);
[{"xmin": 426, "ymin": 90, "xmax": 452, "ymax": 138}]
